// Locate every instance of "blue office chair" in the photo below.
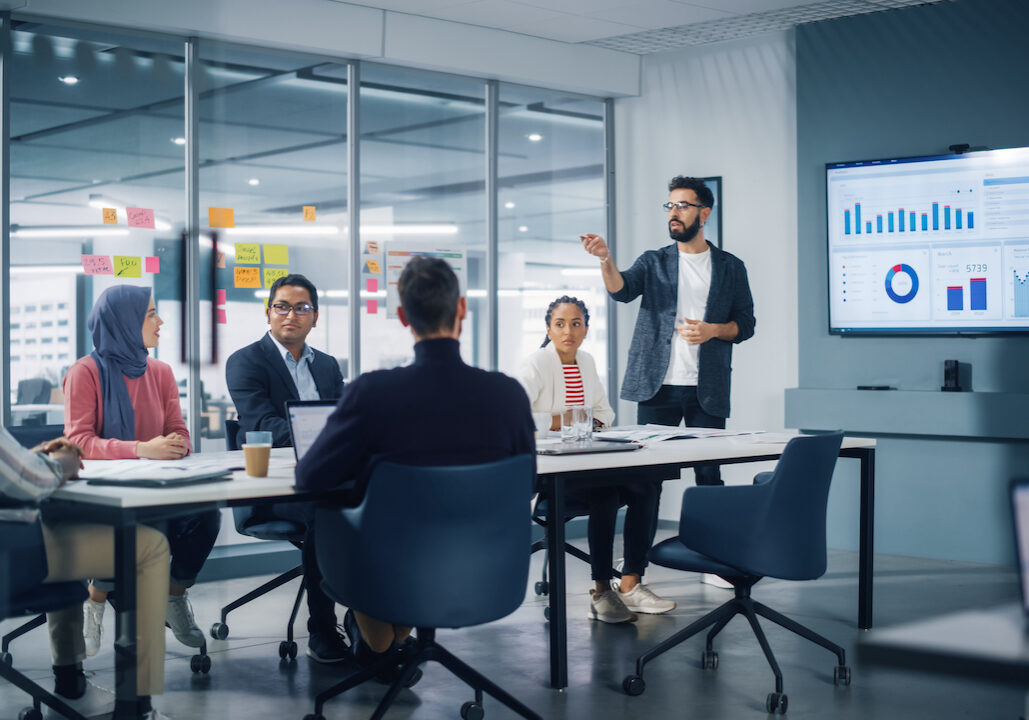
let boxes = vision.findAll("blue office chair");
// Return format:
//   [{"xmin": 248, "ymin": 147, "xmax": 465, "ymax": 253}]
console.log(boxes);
[
  {"xmin": 622, "ymin": 432, "xmax": 851, "ymax": 714},
  {"xmin": 305, "ymin": 456, "xmax": 542, "ymax": 720},
  {"xmin": 209, "ymin": 419, "xmax": 307, "ymax": 661}
]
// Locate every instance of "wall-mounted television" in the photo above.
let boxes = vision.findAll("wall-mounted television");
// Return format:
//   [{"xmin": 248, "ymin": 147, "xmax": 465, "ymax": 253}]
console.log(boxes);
[{"xmin": 826, "ymin": 146, "xmax": 1029, "ymax": 334}]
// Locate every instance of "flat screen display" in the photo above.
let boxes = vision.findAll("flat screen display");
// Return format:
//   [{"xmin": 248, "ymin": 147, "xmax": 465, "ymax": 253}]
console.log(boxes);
[{"xmin": 826, "ymin": 146, "xmax": 1029, "ymax": 334}]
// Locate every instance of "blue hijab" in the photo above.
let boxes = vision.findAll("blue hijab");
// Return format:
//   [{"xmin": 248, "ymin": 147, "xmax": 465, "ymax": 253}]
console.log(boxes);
[{"xmin": 88, "ymin": 285, "xmax": 153, "ymax": 441}]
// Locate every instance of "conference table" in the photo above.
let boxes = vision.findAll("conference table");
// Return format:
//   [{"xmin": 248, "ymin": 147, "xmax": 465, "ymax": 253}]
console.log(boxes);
[{"xmin": 50, "ymin": 433, "xmax": 876, "ymax": 710}]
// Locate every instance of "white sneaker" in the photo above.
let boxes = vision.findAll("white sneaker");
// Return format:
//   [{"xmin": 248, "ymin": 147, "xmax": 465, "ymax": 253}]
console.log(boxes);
[
  {"xmin": 613, "ymin": 582, "xmax": 677, "ymax": 614},
  {"xmin": 588, "ymin": 588, "xmax": 637, "ymax": 624},
  {"xmin": 166, "ymin": 592, "xmax": 205, "ymax": 648},
  {"xmin": 701, "ymin": 573, "xmax": 735, "ymax": 589},
  {"xmin": 143, "ymin": 710, "xmax": 172, "ymax": 720},
  {"xmin": 83, "ymin": 599, "xmax": 105, "ymax": 657}
]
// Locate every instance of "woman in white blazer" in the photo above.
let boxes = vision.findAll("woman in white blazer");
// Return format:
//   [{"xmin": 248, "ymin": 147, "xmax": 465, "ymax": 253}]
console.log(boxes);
[{"xmin": 518, "ymin": 296, "xmax": 675, "ymax": 624}]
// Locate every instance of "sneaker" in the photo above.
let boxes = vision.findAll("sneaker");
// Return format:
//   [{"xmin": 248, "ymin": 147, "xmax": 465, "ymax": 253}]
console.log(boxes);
[
  {"xmin": 165, "ymin": 593, "xmax": 205, "ymax": 648},
  {"xmin": 588, "ymin": 588, "xmax": 636, "ymax": 624},
  {"xmin": 306, "ymin": 627, "xmax": 350, "ymax": 664},
  {"xmin": 701, "ymin": 573, "xmax": 735, "ymax": 589},
  {"xmin": 83, "ymin": 599, "xmax": 105, "ymax": 657},
  {"xmin": 613, "ymin": 582, "xmax": 677, "ymax": 615}
]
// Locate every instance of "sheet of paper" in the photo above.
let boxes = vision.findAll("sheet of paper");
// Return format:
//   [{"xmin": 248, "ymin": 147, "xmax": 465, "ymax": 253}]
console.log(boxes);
[
  {"xmin": 81, "ymin": 255, "xmax": 114, "ymax": 275},
  {"xmin": 126, "ymin": 207, "xmax": 155, "ymax": 229}
]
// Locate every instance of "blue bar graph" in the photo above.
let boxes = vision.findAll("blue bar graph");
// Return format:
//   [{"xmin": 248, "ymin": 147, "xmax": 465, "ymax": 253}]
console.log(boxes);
[
  {"xmin": 1015, "ymin": 270, "xmax": 1029, "ymax": 318},
  {"xmin": 844, "ymin": 209, "xmax": 851, "ymax": 235},
  {"xmin": 899, "ymin": 208, "xmax": 905, "ymax": 232},
  {"xmin": 968, "ymin": 211, "xmax": 974, "ymax": 229},
  {"xmin": 866, "ymin": 221, "xmax": 872, "ymax": 233},
  {"xmin": 876, "ymin": 215, "xmax": 883, "ymax": 233},
  {"xmin": 944, "ymin": 205, "xmax": 951, "ymax": 230},
  {"xmin": 855, "ymin": 203, "xmax": 862, "ymax": 234},
  {"xmin": 932, "ymin": 203, "xmax": 939, "ymax": 230},
  {"xmin": 946, "ymin": 286, "xmax": 963, "ymax": 311},
  {"xmin": 910, "ymin": 211, "xmax": 916, "ymax": 229},
  {"xmin": 922, "ymin": 213, "xmax": 928, "ymax": 231},
  {"xmin": 970, "ymin": 278, "xmax": 986, "ymax": 311},
  {"xmin": 956, "ymin": 209, "xmax": 963, "ymax": 229},
  {"xmin": 888, "ymin": 213, "xmax": 894, "ymax": 232}
]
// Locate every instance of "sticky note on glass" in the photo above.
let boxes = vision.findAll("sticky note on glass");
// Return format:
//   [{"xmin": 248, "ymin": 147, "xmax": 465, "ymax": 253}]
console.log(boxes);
[
  {"xmin": 102, "ymin": 208, "xmax": 118, "ymax": 225},
  {"xmin": 364, "ymin": 240, "xmax": 380, "ymax": 255},
  {"xmin": 81, "ymin": 255, "xmax": 114, "ymax": 275},
  {"xmin": 126, "ymin": 207, "xmax": 155, "ymax": 229},
  {"xmin": 263, "ymin": 244, "xmax": 289, "ymax": 265},
  {"xmin": 234, "ymin": 267, "xmax": 260, "ymax": 288},
  {"xmin": 215, "ymin": 251, "xmax": 226, "ymax": 269},
  {"xmin": 216, "ymin": 289, "xmax": 226, "ymax": 305},
  {"xmin": 263, "ymin": 267, "xmax": 289, "ymax": 288},
  {"xmin": 145, "ymin": 256, "xmax": 160, "ymax": 273},
  {"xmin": 366, "ymin": 299, "xmax": 378, "ymax": 314},
  {"xmin": 234, "ymin": 243, "xmax": 260, "ymax": 264},
  {"xmin": 365, "ymin": 259, "xmax": 381, "ymax": 274},
  {"xmin": 216, "ymin": 308, "xmax": 227, "ymax": 325},
  {"xmin": 113, "ymin": 256, "xmax": 142, "ymax": 277},
  {"xmin": 366, "ymin": 278, "xmax": 378, "ymax": 293},
  {"xmin": 208, "ymin": 207, "xmax": 235, "ymax": 228},
  {"xmin": 303, "ymin": 206, "xmax": 316, "ymax": 222}
]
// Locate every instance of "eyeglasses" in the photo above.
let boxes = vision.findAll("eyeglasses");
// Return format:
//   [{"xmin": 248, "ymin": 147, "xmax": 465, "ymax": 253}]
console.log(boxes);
[
  {"xmin": 270, "ymin": 302, "xmax": 314, "ymax": 316},
  {"xmin": 662, "ymin": 200, "xmax": 706, "ymax": 212}
]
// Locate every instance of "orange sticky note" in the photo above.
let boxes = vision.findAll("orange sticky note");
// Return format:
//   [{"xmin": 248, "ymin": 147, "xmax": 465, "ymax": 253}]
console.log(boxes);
[
  {"xmin": 215, "ymin": 251, "xmax": 226, "ymax": 269},
  {"xmin": 126, "ymin": 207, "xmax": 155, "ymax": 229},
  {"xmin": 234, "ymin": 266, "xmax": 260, "ymax": 288},
  {"xmin": 366, "ymin": 299, "xmax": 378, "ymax": 314},
  {"xmin": 102, "ymin": 208, "xmax": 118, "ymax": 225},
  {"xmin": 145, "ymin": 256, "xmax": 160, "ymax": 273},
  {"xmin": 303, "ymin": 206, "xmax": 316, "ymax": 222},
  {"xmin": 81, "ymin": 255, "xmax": 113, "ymax": 275},
  {"xmin": 208, "ymin": 207, "xmax": 235, "ymax": 228},
  {"xmin": 365, "ymin": 259, "xmax": 381, "ymax": 274}
]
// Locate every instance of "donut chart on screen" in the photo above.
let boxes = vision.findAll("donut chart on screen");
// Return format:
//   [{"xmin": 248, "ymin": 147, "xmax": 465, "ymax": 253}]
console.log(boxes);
[{"xmin": 884, "ymin": 263, "xmax": 919, "ymax": 303}]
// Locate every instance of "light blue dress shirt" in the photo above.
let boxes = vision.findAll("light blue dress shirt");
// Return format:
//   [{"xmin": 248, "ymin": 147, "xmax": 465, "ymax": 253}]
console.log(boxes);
[{"xmin": 267, "ymin": 331, "xmax": 321, "ymax": 400}]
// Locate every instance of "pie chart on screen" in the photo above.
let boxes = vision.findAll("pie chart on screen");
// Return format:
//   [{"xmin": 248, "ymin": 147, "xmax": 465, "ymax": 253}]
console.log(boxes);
[{"xmin": 884, "ymin": 263, "xmax": 919, "ymax": 303}]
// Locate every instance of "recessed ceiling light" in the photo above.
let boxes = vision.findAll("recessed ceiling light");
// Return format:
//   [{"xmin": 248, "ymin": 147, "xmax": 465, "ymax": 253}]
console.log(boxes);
[
  {"xmin": 518, "ymin": 226, "xmax": 528, "ymax": 233},
  {"xmin": 57, "ymin": 75, "xmax": 79, "ymax": 85},
  {"xmin": 527, "ymin": 133, "xmax": 543, "ymax": 142},
  {"xmin": 171, "ymin": 137, "xmax": 186, "ymax": 145},
  {"xmin": 504, "ymin": 201, "xmax": 516, "ymax": 209},
  {"xmin": 248, "ymin": 178, "xmax": 260, "ymax": 186}
]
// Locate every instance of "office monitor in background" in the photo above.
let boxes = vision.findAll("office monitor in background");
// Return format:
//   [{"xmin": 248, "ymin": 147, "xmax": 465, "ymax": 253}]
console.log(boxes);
[
  {"xmin": 826, "ymin": 145, "xmax": 1029, "ymax": 335},
  {"xmin": 286, "ymin": 400, "xmax": 336, "ymax": 461}
]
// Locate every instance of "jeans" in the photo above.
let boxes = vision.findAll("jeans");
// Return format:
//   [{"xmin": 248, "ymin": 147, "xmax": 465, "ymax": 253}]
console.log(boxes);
[
  {"xmin": 637, "ymin": 384, "xmax": 726, "ymax": 486},
  {"xmin": 569, "ymin": 481, "xmax": 658, "ymax": 582}
]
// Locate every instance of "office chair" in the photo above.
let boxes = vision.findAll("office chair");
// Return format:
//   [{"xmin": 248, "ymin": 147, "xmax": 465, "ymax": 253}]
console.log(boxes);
[
  {"xmin": 209, "ymin": 419, "xmax": 307, "ymax": 661},
  {"xmin": 305, "ymin": 456, "xmax": 543, "ymax": 720},
  {"xmin": 622, "ymin": 432, "xmax": 851, "ymax": 714},
  {"xmin": 16, "ymin": 378, "xmax": 54, "ymax": 405}
]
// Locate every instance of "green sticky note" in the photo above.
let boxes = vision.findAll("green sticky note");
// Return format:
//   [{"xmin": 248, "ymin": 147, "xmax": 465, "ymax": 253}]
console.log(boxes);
[
  {"xmin": 263, "ymin": 244, "xmax": 289, "ymax": 265},
  {"xmin": 235, "ymin": 243, "xmax": 261, "ymax": 264},
  {"xmin": 113, "ymin": 256, "xmax": 142, "ymax": 277}
]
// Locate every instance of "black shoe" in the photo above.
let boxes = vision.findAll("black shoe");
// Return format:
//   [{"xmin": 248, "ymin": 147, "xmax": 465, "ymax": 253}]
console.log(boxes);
[
  {"xmin": 346, "ymin": 612, "xmax": 422, "ymax": 689},
  {"xmin": 53, "ymin": 663, "xmax": 86, "ymax": 699},
  {"xmin": 306, "ymin": 627, "xmax": 349, "ymax": 664}
]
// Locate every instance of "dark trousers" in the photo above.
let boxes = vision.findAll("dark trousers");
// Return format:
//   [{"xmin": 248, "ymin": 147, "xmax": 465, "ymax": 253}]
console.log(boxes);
[
  {"xmin": 166, "ymin": 511, "xmax": 221, "ymax": 587},
  {"xmin": 269, "ymin": 501, "xmax": 337, "ymax": 634},
  {"xmin": 570, "ymin": 480, "xmax": 658, "ymax": 582},
  {"xmin": 637, "ymin": 384, "xmax": 726, "ymax": 486}
]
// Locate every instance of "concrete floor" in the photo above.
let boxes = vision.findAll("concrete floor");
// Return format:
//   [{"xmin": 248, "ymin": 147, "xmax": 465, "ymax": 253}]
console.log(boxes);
[{"xmin": 1, "ymin": 539, "xmax": 1024, "ymax": 719}]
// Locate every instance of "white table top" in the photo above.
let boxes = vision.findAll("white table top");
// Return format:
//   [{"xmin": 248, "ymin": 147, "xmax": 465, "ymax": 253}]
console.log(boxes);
[{"xmin": 51, "ymin": 433, "xmax": 875, "ymax": 510}]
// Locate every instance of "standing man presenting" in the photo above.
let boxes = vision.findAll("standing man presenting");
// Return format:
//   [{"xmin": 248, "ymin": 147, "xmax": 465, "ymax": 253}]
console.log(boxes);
[
  {"xmin": 581, "ymin": 175, "xmax": 754, "ymax": 486},
  {"xmin": 226, "ymin": 273, "xmax": 347, "ymax": 663}
]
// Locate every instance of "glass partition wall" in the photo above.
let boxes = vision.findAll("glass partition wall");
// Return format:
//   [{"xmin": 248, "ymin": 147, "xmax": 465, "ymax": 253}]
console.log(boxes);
[{"xmin": 1, "ymin": 15, "xmax": 613, "ymax": 447}]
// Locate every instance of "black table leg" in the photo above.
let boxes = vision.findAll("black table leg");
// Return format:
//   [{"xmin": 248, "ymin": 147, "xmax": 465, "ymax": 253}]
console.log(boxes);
[
  {"xmin": 858, "ymin": 448, "xmax": 875, "ymax": 630},
  {"xmin": 113, "ymin": 517, "xmax": 139, "ymax": 719},
  {"xmin": 547, "ymin": 475, "xmax": 568, "ymax": 690}
]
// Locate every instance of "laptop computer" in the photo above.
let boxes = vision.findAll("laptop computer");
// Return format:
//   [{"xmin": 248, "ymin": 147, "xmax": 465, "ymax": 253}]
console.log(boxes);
[
  {"xmin": 536, "ymin": 438, "xmax": 643, "ymax": 456},
  {"xmin": 285, "ymin": 399, "xmax": 337, "ymax": 461},
  {"xmin": 1010, "ymin": 478, "xmax": 1029, "ymax": 621}
]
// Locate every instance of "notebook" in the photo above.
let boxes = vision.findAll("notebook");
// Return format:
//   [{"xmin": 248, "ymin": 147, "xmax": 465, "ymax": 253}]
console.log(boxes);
[
  {"xmin": 83, "ymin": 461, "xmax": 233, "ymax": 488},
  {"xmin": 285, "ymin": 399, "xmax": 337, "ymax": 461},
  {"xmin": 1010, "ymin": 478, "xmax": 1029, "ymax": 620},
  {"xmin": 536, "ymin": 438, "xmax": 643, "ymax": 456}
]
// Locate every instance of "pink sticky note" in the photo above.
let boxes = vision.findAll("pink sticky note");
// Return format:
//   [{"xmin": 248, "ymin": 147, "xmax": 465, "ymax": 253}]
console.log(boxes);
[
  {"xmin": 366, "ymin": 299, "xmax": 378, "ymax": 314},
  {"xmin": 366, "ymin": 278, "xmax": 378, "ymax": 293},
  {"xmin": 145, "ymin": 256, "xmax": 160, "ymax": 273},
  {"xmin": 216, "ymin": 289, "xmax": 226, "ymax": 305},
  {"xmin": 126, "ymin": 207, "xmax": 155, "ymax": 229},
  {"xmin": 81, "ymin": 255, "xmax": 114, "ymax": 275},
  {"xmin": 216, "ymin": 308, "xmax": 227, "ymax": 324}
]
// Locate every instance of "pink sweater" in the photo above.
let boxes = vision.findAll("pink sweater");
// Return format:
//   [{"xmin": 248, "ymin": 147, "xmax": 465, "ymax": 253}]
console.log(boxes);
[{"xmin": 63, "ymin": 356, "xmax": 192, "ymax": 460}]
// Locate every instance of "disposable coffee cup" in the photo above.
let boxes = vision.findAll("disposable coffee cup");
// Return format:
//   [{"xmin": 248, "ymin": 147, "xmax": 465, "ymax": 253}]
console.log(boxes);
[{"xmin": 242, "ymin": 443, "xmax": 271, "ymax": 477}]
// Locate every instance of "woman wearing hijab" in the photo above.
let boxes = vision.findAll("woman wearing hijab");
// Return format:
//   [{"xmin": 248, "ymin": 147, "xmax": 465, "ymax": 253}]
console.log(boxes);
[{"xmin": 63, "ymin": 285, "xmax": 219, "ymax": 656}]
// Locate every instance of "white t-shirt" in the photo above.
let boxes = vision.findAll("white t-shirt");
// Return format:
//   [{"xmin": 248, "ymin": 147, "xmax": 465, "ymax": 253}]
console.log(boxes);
[{"xmin": 663, "ymin": 248, "xmax": 712, "ymax": 386}]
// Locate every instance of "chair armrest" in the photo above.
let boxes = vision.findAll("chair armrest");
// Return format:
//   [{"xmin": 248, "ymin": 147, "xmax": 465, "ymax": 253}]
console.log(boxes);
[{"xmin": 753, "ymin": 471, "xmax": 774, "ymax": 485}]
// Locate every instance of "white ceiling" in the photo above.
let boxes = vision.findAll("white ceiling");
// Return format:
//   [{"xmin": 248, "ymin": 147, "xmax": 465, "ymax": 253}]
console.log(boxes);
[{"xmin": 332, "ymin": 0, "xmax": 950, "ymax": 51}]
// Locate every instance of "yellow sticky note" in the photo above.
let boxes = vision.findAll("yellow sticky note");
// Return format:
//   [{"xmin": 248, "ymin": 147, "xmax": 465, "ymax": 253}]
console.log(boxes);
[
  {"xmin": 263, "ymin": 244, "xmax": 289, "ymax": 265},
  {"xmin": 234, "ymin": 267, "xmax": 261, "ymax": 288},
  {"xmin": 102, "ymin": 208, "xmax": 118, "ymax": 225},
  {"xmin": 113, "ymin": 256, "xmax": 142, "ymax": 278},
  {"xmin": 365, "ymin": 259, "xmax": 381, "ymax": 274},
  {"xmin": 264, "ymin": 267, "xmax": 289, "ymax": 288},
  {"xmin": 234, "ymin": 243, "xmax": 261, "ymax": 264},
  {"xmin": 303, "ymin": 206, "xmax": 316, "ymax": 222},
  {"xmin": 208, "ymin": 207, "xmax": 235, "ymax": 228}
]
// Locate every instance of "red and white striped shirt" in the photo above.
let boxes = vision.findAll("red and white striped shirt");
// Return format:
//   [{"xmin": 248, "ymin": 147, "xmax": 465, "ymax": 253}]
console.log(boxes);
[{"xmin": 562, "ymin": 364, "xmax": 585, "ymax": 406}]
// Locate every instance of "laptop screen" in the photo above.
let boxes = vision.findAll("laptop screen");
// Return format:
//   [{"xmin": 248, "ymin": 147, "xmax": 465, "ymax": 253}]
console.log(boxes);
[
  {"xmin": 1012, "ymin": 480, "xmax": 1029, "ymax": 615},
  {"xmin": 286, "ymin": 400, "xmax": 336, "ymax": 461}
]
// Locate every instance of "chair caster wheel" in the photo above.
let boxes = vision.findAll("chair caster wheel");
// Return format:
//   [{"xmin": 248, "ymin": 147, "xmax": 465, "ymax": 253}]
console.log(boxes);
[
  {"xmin": 461, "ymin": 701, "xmax": 485, "ymax": 720},
  {"xmin": 622, "ymin": 674, "xmax": 645, "ymax": 696},
  {"xmin": 279, "ymin": 640, "xmax": 298, "ymax": 659},
  {"xmin": 765, "ymin": 692, "xmax": 787, "ymax": 714},
  {"xmin": 190, "ymin": 653, "xmax": 211, "ymax": 674},
  {"xmin": 834, "ymin": 665, "xmax": 851, "ymax": 686},
  {"xmin": 210, "ymin": 622, "xmax": 229, "ymax": 640},
  {"xmin": 534, "ymin": 581, "xmax": 549, "ymax": 596},
  {"xmin": 701, "ymin": 650, "xmax": 718, "ymax": 669},
  {"xmin": 18, "ymin": 708, "xmax": 43, "ymax": 720},
  {"xmin": 0, "ymin": 651, "xmax": 12, "ymax": 665}
]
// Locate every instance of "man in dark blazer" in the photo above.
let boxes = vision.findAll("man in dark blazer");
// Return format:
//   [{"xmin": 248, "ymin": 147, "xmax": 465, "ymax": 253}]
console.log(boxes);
[
  {"xmin": 226, "ymin": 273, "xmax": 347, "ymax": 663},
  {"xmin": 296, "ymin": 256, "xmax": 535, "ymax": 680}
]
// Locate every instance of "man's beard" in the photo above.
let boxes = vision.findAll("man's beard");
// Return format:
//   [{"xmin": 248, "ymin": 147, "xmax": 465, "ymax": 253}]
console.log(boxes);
[{"xmin": 669, "ymin": 215, "xmax": 701, "ymax": 243}]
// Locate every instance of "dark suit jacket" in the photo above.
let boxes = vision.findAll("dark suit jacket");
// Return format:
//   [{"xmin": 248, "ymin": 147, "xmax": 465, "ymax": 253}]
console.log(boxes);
[
  {"xmin": 295, "ymin": 338, "xmax": 536, "ymax": 502},
  {"xmin": 611, "ymin": 241, "xmax": 755, "ymax": 417},
  {"xmin": 226, "ymin": 333, "xmax": 344, "ymax": 448}
]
